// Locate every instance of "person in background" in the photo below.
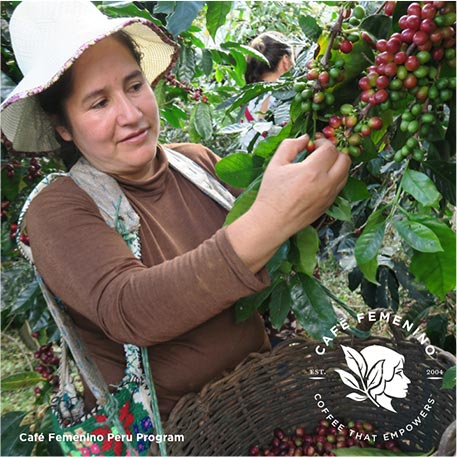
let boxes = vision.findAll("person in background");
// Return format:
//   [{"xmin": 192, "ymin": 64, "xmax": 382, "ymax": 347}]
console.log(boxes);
[
  {"xmin": 1, "ymin": 0, "xmax": 350, "ymax": 421},
  {"xmin": 240, "ymin": 31, "xmax": 295, "ymax": 150}
]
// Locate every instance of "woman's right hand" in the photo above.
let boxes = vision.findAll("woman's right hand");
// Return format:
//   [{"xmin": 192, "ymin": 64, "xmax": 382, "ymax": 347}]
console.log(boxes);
[{"xmin": 225, "ymin": 134, "xmax": 351, "ymax": 273}]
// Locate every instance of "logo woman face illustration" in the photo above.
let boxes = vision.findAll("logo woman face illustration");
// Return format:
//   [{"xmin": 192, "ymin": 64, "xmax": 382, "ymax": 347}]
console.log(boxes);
[
  {"xmin": 335, "ymin": 345, "xmax": 412, "ymax": 413},
  {"xmin": 383, "ymin": 359, "xmax": 411, "ymax": 399}
]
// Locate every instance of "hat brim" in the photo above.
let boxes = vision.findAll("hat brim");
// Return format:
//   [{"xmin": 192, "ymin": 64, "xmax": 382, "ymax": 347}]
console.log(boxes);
[{"xmin": 1, "ymin": 17, "xmax": 180, "ymax": 153}]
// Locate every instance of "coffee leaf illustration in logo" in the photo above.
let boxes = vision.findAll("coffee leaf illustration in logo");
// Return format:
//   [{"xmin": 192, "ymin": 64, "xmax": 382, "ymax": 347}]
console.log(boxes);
[{"xmin": 336, "ymin": 345, "xmax": 411, "ymax": 413}]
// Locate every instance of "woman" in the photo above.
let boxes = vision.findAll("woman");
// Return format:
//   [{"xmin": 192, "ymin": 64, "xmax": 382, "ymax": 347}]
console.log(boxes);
[
  {"xmin": 360, "ymin": 345, "xmax": 411, "ymax": 413},
  {"xmin": 1, "ymin": 0, "xmax": 350, "ymax": 421},
  {"xmin": 241, "ymin": 32, "xmax": 295, "ymax": 150}
]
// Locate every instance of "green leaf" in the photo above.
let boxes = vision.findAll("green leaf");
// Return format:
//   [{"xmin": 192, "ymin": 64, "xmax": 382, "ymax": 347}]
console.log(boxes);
[
  {"xmin": 298, "ymin": 16, "xmax": 322, "ymax": 41},
  {"xmin": 442, "ymin": 366, "xmax": 456, "ymax": 390},
  {"xmin": 201, "ymin": 48, "xmax": 213, "ymax": 76},
  {"xmin": 10, "ymin": 281, "xmax": 39, "ymax": 313},
  {"xmin": 218, "ymin": 123, "xmax": 247, "ymax": 135},
  {"xmin": 34, "ymin": 408, "xmax": 63, "ymax": 456},
  {"xmin": 402, "ymin": 169, "xmax": 441, "ymax": 207},
  {"xmin": 253, "ymin": 123, "xmax": 292, "ymax": 159},
  {"xmin": 224, "ymin": 176, "xmax": 262, "ymax": 225},
  {"xmin": 290, "ymin": 98, "xmax": 303, "ymax": 123},
  {"xmin": 217, "ymin": 81, "xmax": 278, "ymax": 114},
  {"xmin": 1, "ymin": 371, "xmax": 43, "ymax": 391},
  {"xmin": 190, "ymin": 103, "xmax": 213, "ymax": 140},
  {"xmin": 229, "ymin": 48, "xmax": 247, "ymax": 76},
  {"xmin": 165, "ymin": 1, "xmax": 205, "ymax": 36},
  {"xmin": 409, "ymin": 214, "xmax": 455, "ymax": 234},
  {"xmin": 422, "ymin": 160, "xmax": 456, "ymax": 206},
  {"xmin": 177, "ymin": 46, "xmax": 196, "ymax": 82},
  {"xmin": 354, "ymin": 209, "xmax": 387, "ymax": 285},
  {"xmin": 358, "ymin": 136, "xmax": 378, "ymax": 162},
  {"xmin": 154, "ymin": 1, "xmax": 176, "ymax": 15},
  {"xmin": 227, "ymin": 60, "xmax": 246, "ymax": 87},
  {"xmin": 393, "ymin": 219, "xmax": 443, "ymax": 253},
  {"xmin": 292, "ymin": 226, "xmax": 319, "ymax": 276},
  {"xmin": 289, "ymin": 274, "xmax": 337, "ymax": 340},
  {"xmin": 355, "ymin": 210, "xmax": 386, "ymax": 264},
  {"xmin": 206, "ymin": 2, "xmax": 232, "ymax": 40},
  {"xmin": 360, "ymin": 14, "xmax": 392, "ymax": 39},
  {"xmin": 1, "ymin": 411, "xmax": 35, "ymax": 456},
  {"xmin": 341, "ymin": 177, "xmax": 371, "ymax": 202},
  {"xmin": 101, "ymin": 4, "xmax": 154, "ymax": 21},
  {"xmin": 1, "ymin": 167, "xmax": 24, "ymax": 201},
  {"xmin": 326, "ymin": 196, "xmax": 352, "ymax": 221},
  {"xmin": 221, "ymin": 42, "xmax": 270, "ymax": 65},
  {"xmin": 266, "ymin": 241, "xmax": 290, "ymax": 275},
  {"xmin": 426, "ymin": 314, "xmax": 448, "ymax": 347},
  {"xmin": 215, "ymin": 153, "xmax": 263, "ymax": 188},
  {"xmin": 160, "ymin": 104, "xmax": 187, "ymax": 129},
  {"xmin": 269, "ymin": 282, "xmax": 292, "ymax": 330},
  {"xmin": 1, "ymin": 222, "xmax": 14, "ymax": 256},
  {"xmin": 375, "ymin": 266, "xmax": 400, "ymax": 311},
  {"xmin": 235, "ymin": 279, "xmax": 280, "ymax": 322},
  {"xmin": 409, "ymin": 217, "xmax": 456, "ymax": 299},
  {"xmin": 358, "ymin": 258, "xmax": 379, "ymax": 285}
]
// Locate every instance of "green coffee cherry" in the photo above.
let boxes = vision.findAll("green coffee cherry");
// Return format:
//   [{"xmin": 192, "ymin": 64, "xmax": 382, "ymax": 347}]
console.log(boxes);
[
  {"xmin": 413, "ymin": 149, "xmax": 424, "ymax": 161},
  {"xmin": 394, "ymin": 150, "xmax": 403, "ymax": 162},
  {"xmin": 411, "ymin": 104, "xmax": 423, "ymax": 116},
  {"xmin": 340, "ymin": 103, "xmax": 354, "ymax": 115},
  {"xmin": 421, "ymin": 113, "xmax": 434, "ymax": 124},
  {"xmin": 407, "ymin": 120, "xmax": 419, "ymax": 134},
  {"xmin": 406, "ymin": 137, "xmax": 418, "ymax": 149}
]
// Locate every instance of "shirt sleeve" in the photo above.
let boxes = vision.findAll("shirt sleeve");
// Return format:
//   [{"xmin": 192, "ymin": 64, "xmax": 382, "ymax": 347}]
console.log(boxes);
[{"xmin": 26, "ymin": 177, "xmax": 270, "ymax": 346}]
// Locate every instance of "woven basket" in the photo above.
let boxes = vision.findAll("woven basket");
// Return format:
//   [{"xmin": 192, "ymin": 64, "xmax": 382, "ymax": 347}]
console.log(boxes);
[{"xmin": 165, "ymin": 333, "xmax": 456, "ymax": 456}]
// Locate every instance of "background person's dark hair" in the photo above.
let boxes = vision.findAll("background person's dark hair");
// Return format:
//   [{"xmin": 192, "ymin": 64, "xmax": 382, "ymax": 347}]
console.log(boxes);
[{"xmin": 245, "ymin": 32, "xmax": 293, "ymax": 84}]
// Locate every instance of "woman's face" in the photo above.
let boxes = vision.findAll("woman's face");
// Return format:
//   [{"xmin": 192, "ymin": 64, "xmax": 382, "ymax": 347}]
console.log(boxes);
[
  {"xmin": 384, "ymin": 360, "xmax": 411, "ymax": 398},
  {"xmin": 56, "ymin": 36, "xmax": 160, "ymax": 181}
]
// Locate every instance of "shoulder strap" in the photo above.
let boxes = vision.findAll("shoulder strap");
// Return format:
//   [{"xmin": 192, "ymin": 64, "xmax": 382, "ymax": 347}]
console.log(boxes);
[
  {"xmin": 163, "ymin": 146, "xmax": 235, "ymax": 211},
  {"xmin": 69, "ymin": 157, "xmax": 140, "ymax": 234}
]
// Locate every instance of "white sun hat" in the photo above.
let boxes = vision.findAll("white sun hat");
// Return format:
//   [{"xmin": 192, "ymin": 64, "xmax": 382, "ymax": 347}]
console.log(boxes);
[{"xmin": 1, "ymin": 0, "xmax": 180, "ymax": 153}]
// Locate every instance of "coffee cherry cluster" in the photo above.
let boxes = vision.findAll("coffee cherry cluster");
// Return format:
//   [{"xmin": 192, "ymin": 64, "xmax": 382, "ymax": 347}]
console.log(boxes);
[
  {"xmin": 165, "ymin": 73, "xmax": 208, "ymax": 103},
  {"xmin": 1, "ymin": 200, "xmax": 10, "ymax": 221},
  {"xmin": 2, "ymin": 157, "xmax": 43, "ymax": 181},
  {"xmin": 322, "ymin": 104, "xmax": 383, "ymax": 157},
  {"xmin": 248, "ymin": 419, "xmax": 400, "ymax": 456},
  {"xmin": 33, "ymin": 342, "xmax": 60, "ymax": 389},
  {"xmin": 358, "ymin": 1, "xmax": 456, "ymax": 162},
  {"xmin": 331, "ymin": 4, "xmax": 369, "ymax": 54},
  {"xmin": 25, "ymin": 157, "xmax": 42, "ymax": 182},
  {"xmin": 293, "ymin": 59, "xmax": 344, "ymax": 115},
  {"xmin": 9, "ymin": 222, "xmax": 29, "ymax": 245},
  {"xmin": 3, "ymin": 159, "xmax": 20, "ymax": 178}
]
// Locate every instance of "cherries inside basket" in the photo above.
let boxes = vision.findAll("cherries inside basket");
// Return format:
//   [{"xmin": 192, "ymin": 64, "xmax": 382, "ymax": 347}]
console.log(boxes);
[{"xmin": 248, "ymin": 419, "xmax": 401, "ymax": 456}]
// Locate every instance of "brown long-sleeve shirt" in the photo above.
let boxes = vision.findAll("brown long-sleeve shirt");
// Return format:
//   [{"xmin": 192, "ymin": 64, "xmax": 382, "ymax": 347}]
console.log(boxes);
[{"xmin": 26, "ymin": 143, "xmax": 271, "ymax": 417}]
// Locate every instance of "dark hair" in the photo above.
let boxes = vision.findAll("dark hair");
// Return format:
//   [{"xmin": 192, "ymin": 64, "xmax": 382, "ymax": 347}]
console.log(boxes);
[
  {"xmin": 245, "ymin": 32, "xmax": 292, "ymax": 84},
  {"xmin": 38, "ymin": 30, "xmax": 142, "ymax": 129}
]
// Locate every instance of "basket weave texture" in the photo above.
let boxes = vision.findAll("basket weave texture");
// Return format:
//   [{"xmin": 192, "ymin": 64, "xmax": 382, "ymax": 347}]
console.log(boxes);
[{"xmin": 165, "ymin": 336, "xmax": 456, "ymax": 456}]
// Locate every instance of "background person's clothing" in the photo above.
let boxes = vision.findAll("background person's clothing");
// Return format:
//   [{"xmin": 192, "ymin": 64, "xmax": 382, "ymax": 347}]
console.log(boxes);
[
  {"xmin": 27, "ymin": 143, "xmax": 271, "ymax": 417},
  {"xmin": 239, "ymin": 93, "xmax": 278, "ymax": 150}
]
